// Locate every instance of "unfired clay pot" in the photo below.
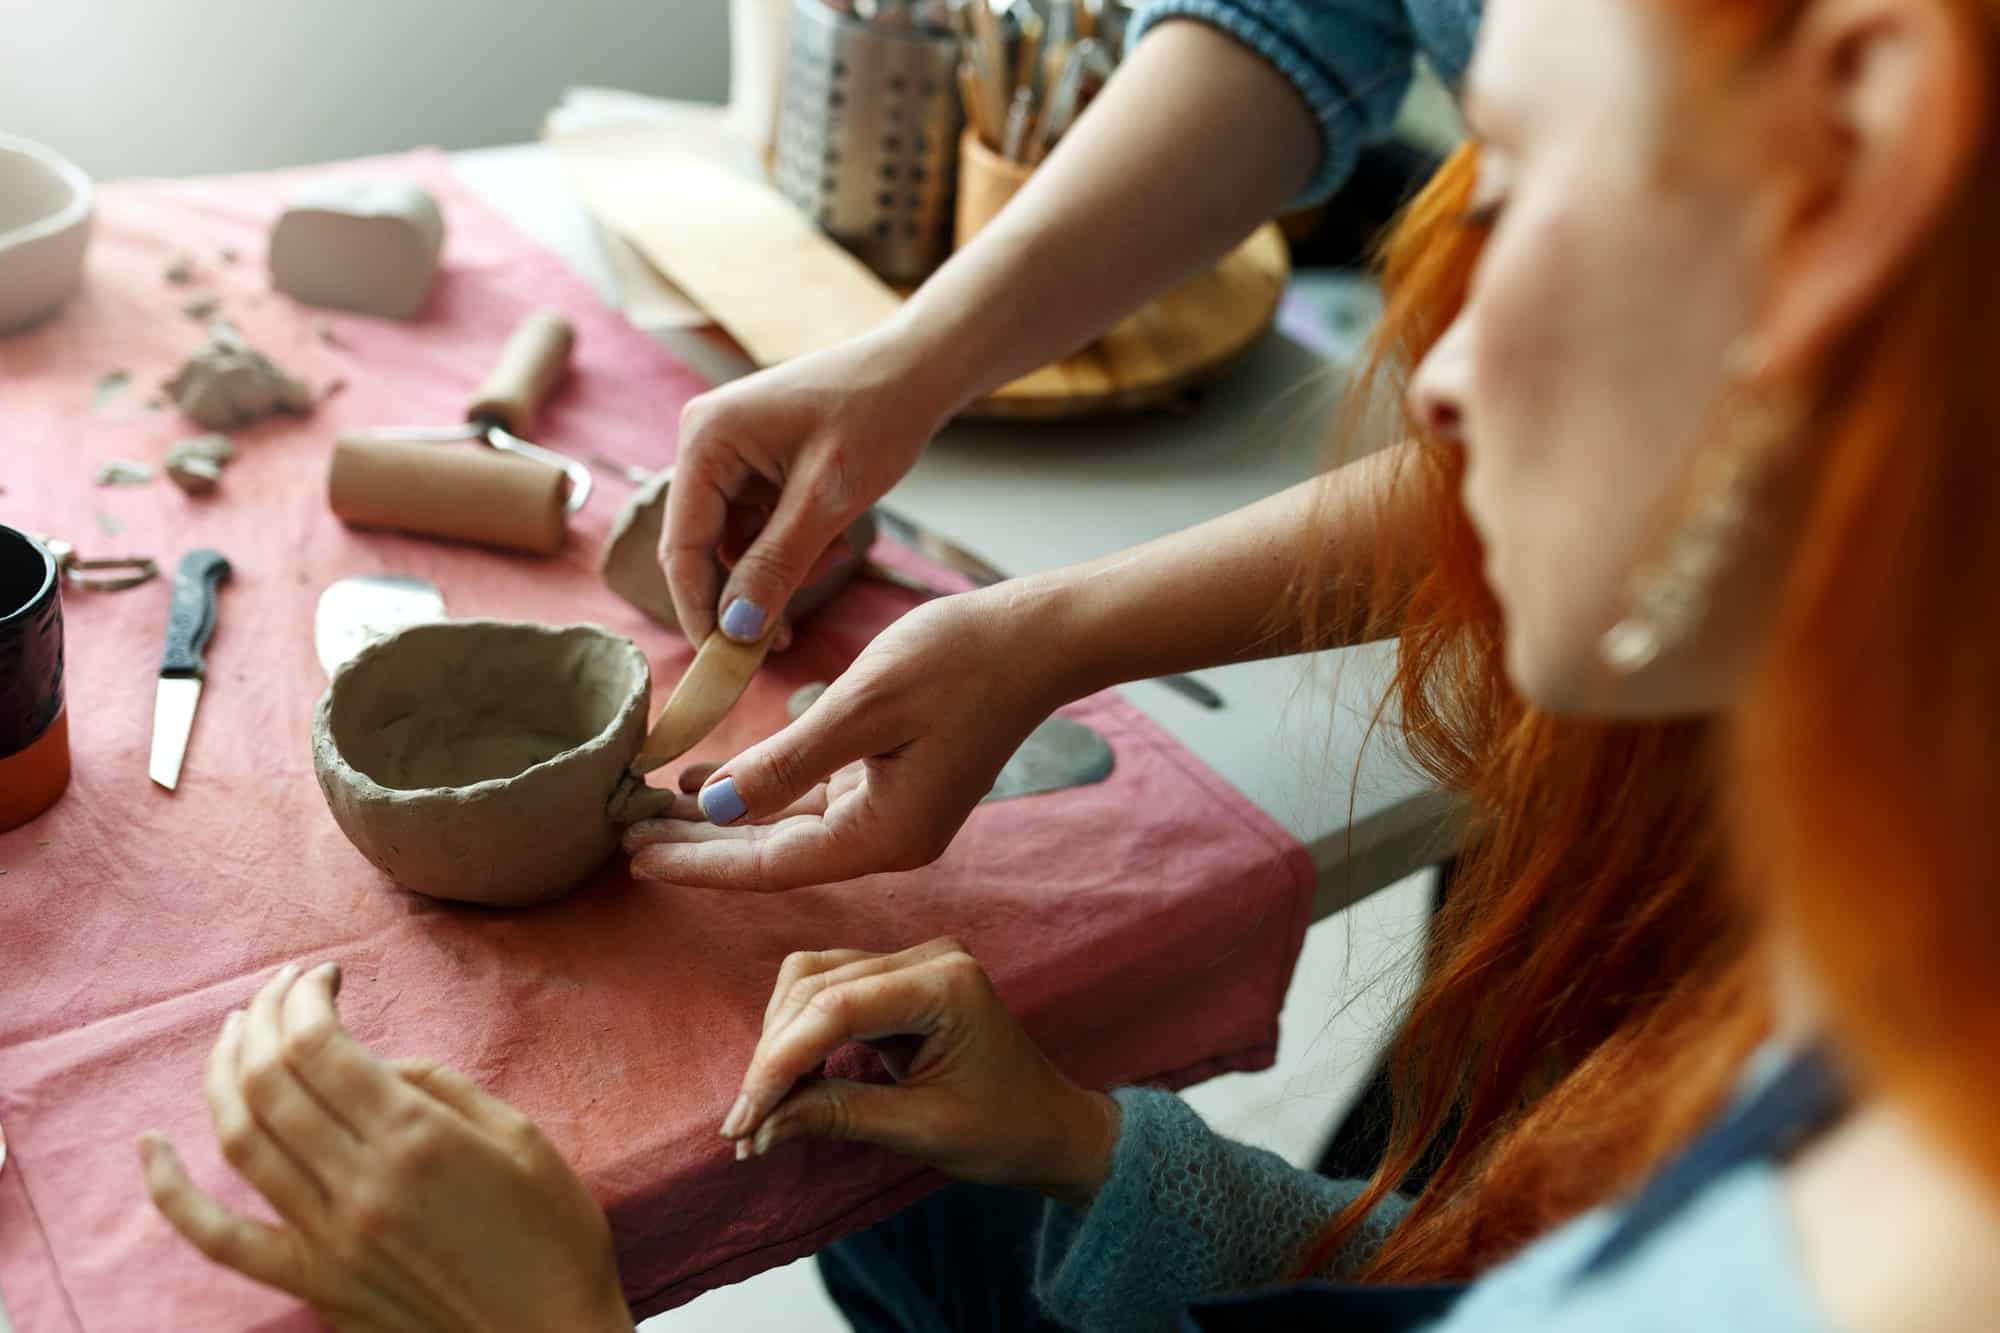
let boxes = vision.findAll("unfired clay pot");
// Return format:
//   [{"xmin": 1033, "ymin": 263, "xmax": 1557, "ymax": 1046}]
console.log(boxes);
[{"xmin": 312, "ymin": 620, "xmax": 674, "ymax": 906}]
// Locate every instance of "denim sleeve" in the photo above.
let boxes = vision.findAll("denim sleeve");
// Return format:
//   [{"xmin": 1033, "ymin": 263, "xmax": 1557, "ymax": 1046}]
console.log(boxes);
[
  {"xmin": 1034, "ymin": 1088, "xmax": 1410, "ymax": 1333},
  {"xmin": 1126, "ymin": 0, "xmax": 1469, "ymax": 208}
]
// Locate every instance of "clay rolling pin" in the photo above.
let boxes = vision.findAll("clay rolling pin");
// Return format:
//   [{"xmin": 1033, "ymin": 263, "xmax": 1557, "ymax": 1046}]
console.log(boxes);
[
  {"xmin": 628, "ymin": 630, "xmax": 773, "ymax": 776},
  {"xmin": 329, "ymin": 310, "xmax": 588, "ymax": 554}
]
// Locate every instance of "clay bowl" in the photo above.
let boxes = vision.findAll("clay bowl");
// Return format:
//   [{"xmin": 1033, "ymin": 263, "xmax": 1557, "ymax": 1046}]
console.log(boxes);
[
  {"xmin": 312, "ymin": 620, "xmax": 674, "ymax": 906},
  {"xmin": 0, "ymin": 135, "xmax": 92, "ymax": 333}
]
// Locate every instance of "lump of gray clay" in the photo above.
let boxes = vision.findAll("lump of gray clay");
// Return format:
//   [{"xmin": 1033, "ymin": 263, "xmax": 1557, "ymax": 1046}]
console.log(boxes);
[
  {"xmin": 599, "ymin": 470, "xmax": 878, "ymax": 635},
  {"xmin": 269, "ymin": 179, "xmax": 444, "ymax": 321},
  {"xmin": 166, "ymin": 435, "xmax": 233, "ymax": 494},
  {"xmin": 163, "ymin": 323, "xmax": 314, "ymax": 429},
  {"xmin": 312, "ymin": 620, "xmax": 674, "ymax": 906}
]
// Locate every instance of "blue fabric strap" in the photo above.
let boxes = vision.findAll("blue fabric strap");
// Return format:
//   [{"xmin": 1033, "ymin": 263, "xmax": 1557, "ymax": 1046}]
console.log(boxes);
[{"xmin": 1580, "ymin": 1043, "xmax": 1849, "ymax": 1279}]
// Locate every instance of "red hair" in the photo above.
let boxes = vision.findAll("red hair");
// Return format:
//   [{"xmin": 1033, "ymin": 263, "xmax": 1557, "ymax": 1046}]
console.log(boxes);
[
  {"xmin": 1292, "ymin": 148, "xmax": 1765, "ymax": 1281},
  {"xmin": 1296, "ymin": 0, "xmax": 2000, "ymax": 1281}
]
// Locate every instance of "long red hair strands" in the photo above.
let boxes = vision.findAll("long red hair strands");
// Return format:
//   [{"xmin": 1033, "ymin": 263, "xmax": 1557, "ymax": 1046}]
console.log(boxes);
[
  {"xmin": 1738, "ymin": 0, "xmax": 2000, "ymax": 1216},
  {"xmin": 1291, "ymin": 146, "xmax": 1769, "ymax": 1282}
]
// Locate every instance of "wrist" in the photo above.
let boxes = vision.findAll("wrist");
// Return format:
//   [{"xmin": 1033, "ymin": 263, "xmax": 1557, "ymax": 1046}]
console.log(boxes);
[
  {"xmin": 1044, "ymin": 1088, "xmax": 1122, "ymax": 1209},
  {"xmin": 970, "ymin": 573, "xmax": 1108, "ymax": 713}
]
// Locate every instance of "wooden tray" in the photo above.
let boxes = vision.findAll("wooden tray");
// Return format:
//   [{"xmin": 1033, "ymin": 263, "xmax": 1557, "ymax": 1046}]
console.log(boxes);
[
  {"xmin": 967, "ymin": 223, "xmax": 1289, "ymax": 420},
  {"xmin": 551, "ymin": 125, "xmax": 1290, "ymax": 422}
]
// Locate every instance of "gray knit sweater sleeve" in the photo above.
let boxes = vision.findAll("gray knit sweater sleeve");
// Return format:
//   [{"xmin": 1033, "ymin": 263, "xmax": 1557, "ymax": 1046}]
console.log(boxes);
[{"xmin": 1034, "ymin": 1088, "xmax": 1410, "ymax": 1332}]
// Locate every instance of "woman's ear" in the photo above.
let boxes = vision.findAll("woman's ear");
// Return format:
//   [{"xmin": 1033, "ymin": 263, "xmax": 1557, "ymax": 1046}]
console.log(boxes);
[{"xmin": 1756, "ymin": 0, "xmax": 1985, "ymax": 376}]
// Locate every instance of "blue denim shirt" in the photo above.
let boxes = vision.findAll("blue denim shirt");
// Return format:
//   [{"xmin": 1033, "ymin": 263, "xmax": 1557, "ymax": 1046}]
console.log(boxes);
[{"xmin": 1127, "ymin": 0, "xmax": 1481, "ymax": 206}]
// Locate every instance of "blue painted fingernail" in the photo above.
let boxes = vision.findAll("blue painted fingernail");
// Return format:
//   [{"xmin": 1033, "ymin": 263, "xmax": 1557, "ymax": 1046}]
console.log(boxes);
[
  {"xmin": 700, "ymin": 776, "xmax": 747, "ymax": 826},
  {"xmin": 720, "ymin": 598, "xmax": 768, "ymax": 642}
]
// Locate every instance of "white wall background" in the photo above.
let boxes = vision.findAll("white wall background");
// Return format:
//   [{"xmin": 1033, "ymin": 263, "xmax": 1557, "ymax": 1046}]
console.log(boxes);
[{"xmin": 0, "ymin": 1, "xmax": 731, "ymax": 180}]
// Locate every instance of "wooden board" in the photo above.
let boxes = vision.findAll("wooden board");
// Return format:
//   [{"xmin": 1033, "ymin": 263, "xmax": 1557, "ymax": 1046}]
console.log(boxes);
[
  {"xmin": 967, "ymin": 223, "xmax": 1289, "ymax": 420},
  {"xmin": 549, "ymin": 124, "xmax": 1290, "ymax": 421}
]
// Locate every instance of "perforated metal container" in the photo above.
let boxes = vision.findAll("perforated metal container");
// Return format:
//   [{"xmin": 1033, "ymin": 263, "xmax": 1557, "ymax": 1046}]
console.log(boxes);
[{"xmin": 774, "ymin": 0, "xmax": 964, "ymax": 286}]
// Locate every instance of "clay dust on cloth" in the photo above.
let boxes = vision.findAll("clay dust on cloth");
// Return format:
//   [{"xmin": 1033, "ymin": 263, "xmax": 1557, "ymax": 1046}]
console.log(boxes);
[{"xmin": 0, "ymin": 151, "xmax": 1316, "ymax": 1330}]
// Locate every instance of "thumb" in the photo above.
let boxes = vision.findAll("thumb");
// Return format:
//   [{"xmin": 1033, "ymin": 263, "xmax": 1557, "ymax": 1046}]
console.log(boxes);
[
  {"xmin": 716, "ymin": 464, "xmax": 858, "ymax": 644},
  {"xmin": 748, "ymin": 1078, "xmax": 938, "ymax": 1163},
  {"xmin": 697, "ymin": 686, "xmax": 898, "ymax": 826}
]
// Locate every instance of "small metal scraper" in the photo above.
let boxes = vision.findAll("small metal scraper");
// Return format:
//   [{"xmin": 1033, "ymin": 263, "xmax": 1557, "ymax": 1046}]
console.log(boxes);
[{"xmin": 314, "ymin": 575, "xmax": 447, "ymax": 677}]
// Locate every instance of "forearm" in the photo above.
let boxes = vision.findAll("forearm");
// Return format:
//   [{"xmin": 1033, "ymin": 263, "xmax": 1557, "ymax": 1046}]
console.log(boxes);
[
  {"xmin": 898, "ymin": 20, "xmax": 1319, "ymax": 410},
  {"xmin": 1000, "ymin": 444, "xmax": 1424, "ymax": 703}
]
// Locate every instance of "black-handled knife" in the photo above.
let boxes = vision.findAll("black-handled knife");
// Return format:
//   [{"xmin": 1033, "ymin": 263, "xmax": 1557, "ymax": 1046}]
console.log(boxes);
[{"xmin": 150, "ymin": 548, "xmax": 232, "ymax": 790}]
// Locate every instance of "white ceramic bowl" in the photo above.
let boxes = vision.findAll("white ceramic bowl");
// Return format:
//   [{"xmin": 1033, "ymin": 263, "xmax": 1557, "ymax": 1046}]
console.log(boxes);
[{"xmin": 0, "ymin": 135, "xmax": 92, "ymax": 333}]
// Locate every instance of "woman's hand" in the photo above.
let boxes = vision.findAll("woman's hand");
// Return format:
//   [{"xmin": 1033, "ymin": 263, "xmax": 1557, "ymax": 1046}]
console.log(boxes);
[
  {"xmin": 139, "ymin": 963, "xmax": 632, "ymax": 1333},
  {"xmin": 664, "ymin": 323, "xmax": 957, "ymax": 645},
  {"xmin": 623, "ymin": 586, "xmax": 1077, "ymax": 892},
  {"xmin": 723, "ymin": 939, "xmax": 1120, "ymax": 1207}
]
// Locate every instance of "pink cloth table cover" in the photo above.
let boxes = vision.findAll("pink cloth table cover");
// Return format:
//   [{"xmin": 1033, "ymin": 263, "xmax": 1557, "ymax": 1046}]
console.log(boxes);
[{"xmin": 0, "ymin": 152, "xmax": 1316, "ymax": 1329}]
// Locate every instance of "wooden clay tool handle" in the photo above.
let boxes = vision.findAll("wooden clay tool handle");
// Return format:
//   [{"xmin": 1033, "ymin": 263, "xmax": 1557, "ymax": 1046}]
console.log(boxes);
[
  {"xmin": 466, "ymin": 308, "xmax": 576, "ymax": 436},
  {"xmin": 628, "ymin": 630, "xmax": 773, "ymax": 777}
]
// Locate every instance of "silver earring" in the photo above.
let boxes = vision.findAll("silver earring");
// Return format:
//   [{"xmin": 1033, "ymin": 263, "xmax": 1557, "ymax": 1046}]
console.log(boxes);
[{"xmin": 1599, "ymin": 338, "xmax": 1801, "ymax": 675}]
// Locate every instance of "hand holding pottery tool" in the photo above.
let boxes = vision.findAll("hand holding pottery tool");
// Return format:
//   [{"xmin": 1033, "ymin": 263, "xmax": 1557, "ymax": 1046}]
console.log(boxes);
[
  {"xmin": 599, "ymin": 468, "xmax": 878, "ymax": 640},
  {"xmin": 313, "ymin": 620, "xmax": 754, "ymax": 905},
  {"xmin": 624, "ymin": 596, "xmax": 1077, "ymax": 892}
]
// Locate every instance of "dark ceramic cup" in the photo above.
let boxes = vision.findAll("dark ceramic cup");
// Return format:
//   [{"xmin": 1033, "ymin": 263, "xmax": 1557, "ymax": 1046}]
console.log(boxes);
[{"xmin": 0, "ymin": 524, "xmax": 70, "ymax": 831}]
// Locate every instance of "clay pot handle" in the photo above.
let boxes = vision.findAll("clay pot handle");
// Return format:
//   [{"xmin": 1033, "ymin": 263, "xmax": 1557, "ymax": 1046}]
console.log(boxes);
[
  {"xmin": 607, "ymin": 773, "xmax": 677, "ymax": 825},
  {"xmin": 466, "ymin": 309, "xmax": 575, "ymax": 436}
]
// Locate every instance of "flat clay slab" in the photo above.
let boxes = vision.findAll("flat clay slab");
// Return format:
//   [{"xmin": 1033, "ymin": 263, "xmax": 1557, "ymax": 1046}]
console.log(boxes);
[{"xmin": 599, "ymin": 470, "xmax": 877, "ymax": 633}]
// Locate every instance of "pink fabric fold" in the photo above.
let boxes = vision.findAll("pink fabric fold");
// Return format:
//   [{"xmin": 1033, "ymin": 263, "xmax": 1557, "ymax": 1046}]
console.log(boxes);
[{"xmin": 0, "ymin": 151, "xmax": 1316, "ymax": 1328}]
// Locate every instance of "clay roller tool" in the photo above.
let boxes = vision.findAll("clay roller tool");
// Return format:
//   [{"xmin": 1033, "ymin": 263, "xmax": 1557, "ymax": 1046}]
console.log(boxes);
[
  {"xmin": 627, "ymin": 630, "xmax": 773, "ymax": 777},
  {"xmin": 327, "ymin": 310, "xmax": 589, "ymax": 554}
]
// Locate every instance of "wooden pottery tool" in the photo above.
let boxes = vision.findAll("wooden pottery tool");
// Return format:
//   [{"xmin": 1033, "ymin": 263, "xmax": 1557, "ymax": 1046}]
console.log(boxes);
[
  {"xmin": 332, "ymin": 307, "xmax": 593, "ymax": 528},
  {"xmin": 628, "ymin": 630, "xmax": 773, "ymax": 777},
  {"xmin": 314, "ymin": 574, "xmax": 447, "ymax": 676},
  {"xmin": 149, "ymin": 548, "xmax": 231, "ymax": 791}
]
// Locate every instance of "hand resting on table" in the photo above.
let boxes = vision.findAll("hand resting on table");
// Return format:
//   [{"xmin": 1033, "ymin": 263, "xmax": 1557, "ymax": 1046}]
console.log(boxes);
[{"xmin": 139, "ymin": 963, "xmax": 633, "ymax": 1333}]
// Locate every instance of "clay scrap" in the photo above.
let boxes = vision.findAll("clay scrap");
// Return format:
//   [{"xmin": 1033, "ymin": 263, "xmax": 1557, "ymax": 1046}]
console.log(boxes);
[
  {"xmin": 163, "ymin": 253, "xmax": 195, "ymax": 285},
  {"xmin": 163, "ymin": 322, "xmax": 314, "ymax": 429},
  {"xmin": 269, "ymin": 179, "xmax": 444, "ymax": 320},
  {"xmin": 181, "ymin": 293, "xmax": 220, "ymax": 321},
  {"xmin": 165, "ymin": 434, "xmax": 234, "ymax": 495},
  {"xmin": 90, "ymin": 369, "xmax": 130, "ymax": 411},
  {"xmin": 93, "ymin": 460, "xmax": 153, "ymax": 487}
]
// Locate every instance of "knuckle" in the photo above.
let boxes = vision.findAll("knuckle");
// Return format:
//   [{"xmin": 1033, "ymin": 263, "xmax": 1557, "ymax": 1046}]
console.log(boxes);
[
  {"xmin": 936, "ymin": 950, "xmax": 989, "ymax": 995},
  {"xmin": 217, "ymin": 1120, "xmax": 259, "ymax": 1169},
  {"xmin": 342, "ymin": 1181, "xmax": 397, "ymax": 1244},
  {"xmin": 804, "ymin": 455, "xmax": 860, "ymax": 525},
  {"xmin": 806, "ymin": 983, "xmax": 854, "ymax": 1024},
  {"xmin": 677, "ymin": 394, "xmax": 719, "ymax": 444},
  {"xmin": 815, "ymin": 1090, "xmax": 854, "ymax": 1142},
  {"xmin": 760, "ymin": 743, "xmax": 810, "ymax": 802},
  {"xmin": 279, "ymin": 1015, "xmax": 335, "ymax": 1069},
  {"xmin": 239, "ymin": 1054, "xmax": 288, "ymax": 1109},
  {"xmin": 389, "ymin": 1121, "xmax": 446, "ymax": 1176}
]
